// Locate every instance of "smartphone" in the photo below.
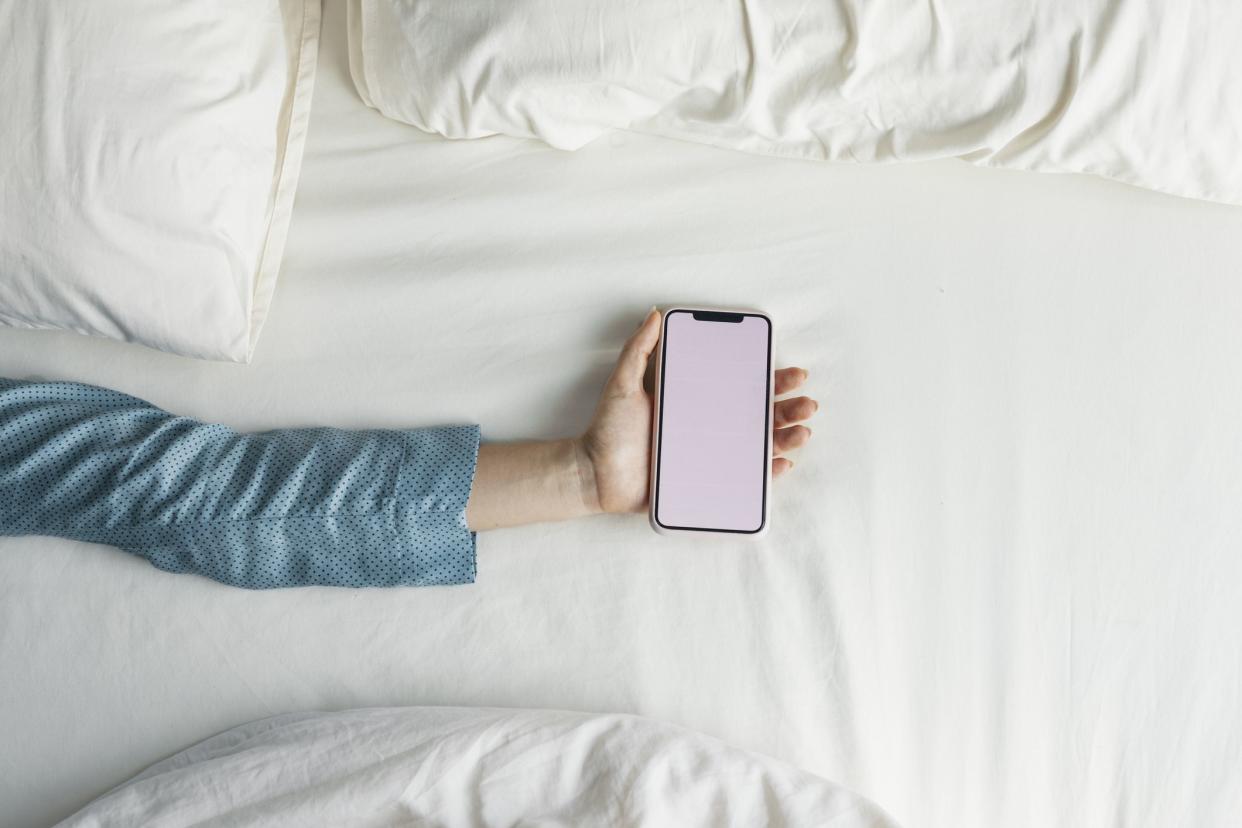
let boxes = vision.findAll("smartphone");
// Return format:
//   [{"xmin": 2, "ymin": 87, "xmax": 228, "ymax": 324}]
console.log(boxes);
[{"xmin": 649, "ymin": 307, "xmax": 774, "ymax": 536}]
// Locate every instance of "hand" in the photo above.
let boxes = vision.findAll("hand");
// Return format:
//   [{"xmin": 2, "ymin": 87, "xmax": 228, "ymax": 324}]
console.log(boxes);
[{"xmin": 580, "ymin": 309, "xmax": 818, "ymax": 515}]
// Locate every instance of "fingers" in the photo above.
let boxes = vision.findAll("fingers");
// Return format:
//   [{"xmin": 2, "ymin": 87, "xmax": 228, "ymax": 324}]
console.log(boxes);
[
  {"xmin": 773, "ymin": 368, "xmax": 815, "ymax": 476},
  {"xmin": 773, "ymin": 424, "xmax": 811, "ymax": 456},
  {"xmin": 775, "ymin": 395, "xmax": 817, "ymax": 427},
  {"xmin": 775, "ymin": 367, "xmax": 808, "ymax": 396},
  {"xmin": 609, "ymin": 309, "xmax": 661, "ymax": 395}
]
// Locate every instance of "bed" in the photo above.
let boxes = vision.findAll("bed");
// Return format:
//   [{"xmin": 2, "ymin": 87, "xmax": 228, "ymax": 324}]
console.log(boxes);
[{"xmin": 2, "ymin": 1, "xmax": 1241, "ymax": 825}]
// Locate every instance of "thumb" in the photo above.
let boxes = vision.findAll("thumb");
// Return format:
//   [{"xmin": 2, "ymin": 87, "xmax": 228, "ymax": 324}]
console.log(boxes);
[{"xmin": 609, "ymin": 308, "xmax": 661, "ymax": 394}]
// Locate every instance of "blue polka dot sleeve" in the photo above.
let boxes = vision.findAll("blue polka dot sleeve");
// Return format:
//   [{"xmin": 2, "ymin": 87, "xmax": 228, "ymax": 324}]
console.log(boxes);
[{"xmin": 0, "ymin": 379, "xmax": 481, "ymax": 589}]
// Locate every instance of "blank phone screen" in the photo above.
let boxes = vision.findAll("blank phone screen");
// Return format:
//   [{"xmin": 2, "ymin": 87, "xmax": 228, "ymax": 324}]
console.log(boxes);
[{"xmin": 654, "ymin": 310, "xmax": 771, "ymax": 533}]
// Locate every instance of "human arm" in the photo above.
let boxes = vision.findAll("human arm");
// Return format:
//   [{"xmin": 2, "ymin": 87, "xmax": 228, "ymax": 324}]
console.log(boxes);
[
  {"xmin": 0, "ymin": 378, "xmax": 479, "ymax": 589},
  {"xmin": 0, "ymin": 311, "xmax": 815, "ymax": 588}
]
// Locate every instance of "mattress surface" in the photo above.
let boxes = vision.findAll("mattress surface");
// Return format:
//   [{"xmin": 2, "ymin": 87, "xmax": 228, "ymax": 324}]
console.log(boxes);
[{"xmin": 3, "ymin": 2, "xmax": 1242, "ymax": 825}]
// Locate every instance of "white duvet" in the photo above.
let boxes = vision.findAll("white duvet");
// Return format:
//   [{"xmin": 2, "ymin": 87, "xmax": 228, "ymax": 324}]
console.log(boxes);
[
  {"xmin": 60, "ymin": 708, "xmax": 896, "ymax": 827},
  {"xmin": 350, "ymin": 0, "xmax": 1242, "ymax": 206}
]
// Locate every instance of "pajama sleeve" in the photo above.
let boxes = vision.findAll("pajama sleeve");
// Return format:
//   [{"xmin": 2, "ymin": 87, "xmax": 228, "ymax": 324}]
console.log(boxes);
[{"xmin": 0, "ymin": 379, "xmax": 481, "ymax": 589}]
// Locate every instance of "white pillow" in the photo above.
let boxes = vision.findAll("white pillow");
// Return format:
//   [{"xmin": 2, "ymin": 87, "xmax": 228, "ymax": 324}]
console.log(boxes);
[
  {"xmin": 60, "ymin": 707, "xmax": 899, "ymax": 826},
  {"xmin": 348, "ymin": 0, "xmax": 1242, "ymax": 207},
  {"xmin": 0, "ymin": 0, "xmax": 320, "ymax": 362}
]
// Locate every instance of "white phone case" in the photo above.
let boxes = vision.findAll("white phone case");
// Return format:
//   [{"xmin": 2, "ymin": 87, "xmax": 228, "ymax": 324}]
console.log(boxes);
[{"xmin": 648, "ymin": 306, "xmax": 774, "ymax": 537}]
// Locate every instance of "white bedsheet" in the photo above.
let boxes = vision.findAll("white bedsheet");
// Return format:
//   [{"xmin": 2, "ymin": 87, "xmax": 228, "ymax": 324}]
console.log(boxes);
[{"xmin": 3, "ymin": 1, "xmax": 1242, "ymax": 825}]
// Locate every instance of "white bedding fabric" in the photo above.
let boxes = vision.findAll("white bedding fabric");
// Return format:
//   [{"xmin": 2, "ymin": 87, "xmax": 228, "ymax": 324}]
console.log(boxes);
[
  {"xmin": 349, "ymin": 0, "xmax": 1242, "ymax": 206},
  {"xmin": 0, "ymin": 0, "xmax": 319, "ymax": 362},
  {"xmin": 60, "ymin": 707, "xmax": 896, "ymax": 827},
  {"xmin": 2, "ymin": 2, "xmax": 1242, "ymax": 826}
]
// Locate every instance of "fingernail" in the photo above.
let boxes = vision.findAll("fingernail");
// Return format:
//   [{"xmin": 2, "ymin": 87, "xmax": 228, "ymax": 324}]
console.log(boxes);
[{"xmin": 804, "ymin": 427, "xmax": 812, "ymax": 436}]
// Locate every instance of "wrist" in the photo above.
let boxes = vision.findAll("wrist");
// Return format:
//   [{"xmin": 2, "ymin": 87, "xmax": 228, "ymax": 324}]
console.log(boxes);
[
  {"xmin": 466, "ymin": 438, "xmax": 603, "ymax": 531},
  {"xmin": 567, "ymin": 436, "xmax": 604, "ymax": 517}
]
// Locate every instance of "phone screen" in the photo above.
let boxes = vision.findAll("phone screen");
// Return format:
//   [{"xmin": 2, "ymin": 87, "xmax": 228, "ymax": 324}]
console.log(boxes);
[{"xmin": 654, "ymin": 310, "xmax": 772, "ymax": 533}]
